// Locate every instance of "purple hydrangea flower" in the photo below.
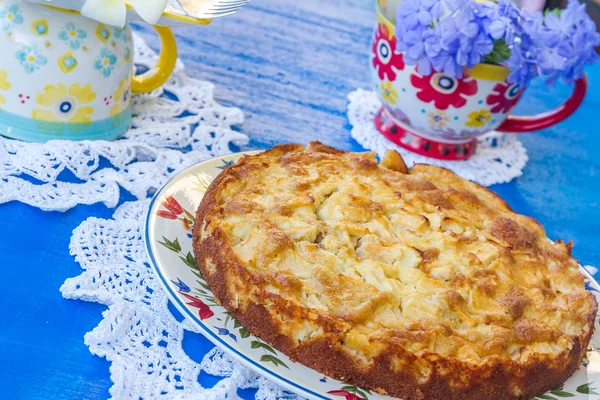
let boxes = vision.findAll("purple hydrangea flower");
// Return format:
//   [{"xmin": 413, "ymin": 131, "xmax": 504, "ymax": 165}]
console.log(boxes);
[
  {"xmin": 394, "ymin": 0, "xmax": 598, "ymax": 87},
  {"xmin": 537, "ymin": 0, "xmax": 599, "ymax": 85},
  {"xmin": 495, "ymin": 0, "xmax": 521, "ymax": 21},
  {"xmin": 488, "ymin": 1, "xmax": 518, "ymax": 43},
  {"xmin": 396, "ymin": 0, "xmax": 443, "ymax": 30}
]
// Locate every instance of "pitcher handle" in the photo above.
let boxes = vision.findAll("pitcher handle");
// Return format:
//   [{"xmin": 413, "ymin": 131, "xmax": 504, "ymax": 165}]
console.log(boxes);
[
  {"xmin": 131, "ymin": 26, "xmax": 177, "ymax": 93},
  {"xmin": 497, "ymin": 74, "xmax": 587, "ymax": 133}
]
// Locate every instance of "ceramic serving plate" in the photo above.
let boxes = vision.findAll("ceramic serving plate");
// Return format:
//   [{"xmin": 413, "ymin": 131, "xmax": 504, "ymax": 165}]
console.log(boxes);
[{"xmin": 145, "ymin": 151, "xmax": 600, "ymax": 400}]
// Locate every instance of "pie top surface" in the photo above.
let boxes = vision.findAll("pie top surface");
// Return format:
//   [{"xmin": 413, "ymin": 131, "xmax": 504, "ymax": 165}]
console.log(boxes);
[{"xmin": 197, "ymin": 142, "xmax": 596, "ymax": 372}]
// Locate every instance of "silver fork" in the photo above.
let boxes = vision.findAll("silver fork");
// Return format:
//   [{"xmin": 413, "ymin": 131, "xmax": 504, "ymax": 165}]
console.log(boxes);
[
  {"xmin": 203, "ymin": 0, "xmax": 249, "ymax": 18},
  {"xmin": 174, "ymin": 0, "xmax": 250, "ymax": 19}
]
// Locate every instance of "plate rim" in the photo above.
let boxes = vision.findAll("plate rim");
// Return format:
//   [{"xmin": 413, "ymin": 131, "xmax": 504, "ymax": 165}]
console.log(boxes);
[
  {"xmin": 145, "ymin": 152, "xmax": 327, "ymax": 400},
  {"xmin": 145, "ymin": 151, "xmax": 600, "ymax": 400}
]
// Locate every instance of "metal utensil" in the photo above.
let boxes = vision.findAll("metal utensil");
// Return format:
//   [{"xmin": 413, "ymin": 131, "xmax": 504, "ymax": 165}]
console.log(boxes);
[{"xmin": 169, "ymin": 0, "xmax": 250, "ymax": 19}]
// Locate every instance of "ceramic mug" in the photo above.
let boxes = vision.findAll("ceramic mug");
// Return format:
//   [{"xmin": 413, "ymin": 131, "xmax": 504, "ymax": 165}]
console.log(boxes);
[
  {"xmin": 370, "ymin": 6, "xmax": 587, "ymax": 160},
  {"xmin": 0, "ymin": 0, "xmax": 177, "ymax": 142}
]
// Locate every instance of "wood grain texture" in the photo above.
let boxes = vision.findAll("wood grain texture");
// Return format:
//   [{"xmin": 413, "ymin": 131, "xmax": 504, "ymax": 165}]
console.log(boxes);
[{"xmin": 135, "ymin": 0, "xmax": 374, "ymax": 150}]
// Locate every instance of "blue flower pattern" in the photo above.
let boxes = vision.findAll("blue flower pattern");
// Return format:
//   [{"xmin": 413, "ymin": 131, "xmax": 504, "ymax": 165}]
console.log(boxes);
[
  {"xmin": 0, "ymin": 4, "xmax": 23, "ymax": 31},
  {"xmin": 15, "ymin": 45, "xmax": 47, "ymax": 74},
  {"xmin": 217, "ymin": 160, "xmax": 235, "ymax": 170},
  {"xmin": 214, "ymin": 327, "xmax": 237, "ymax": 342},
  {"xmin": 58, "ymin": 22, "xmax": 87, "ymax": 50},
  {"xmin": 113, "ymin": 27, "xmax": 129, "ymax": 44},
  {"xmin": 94, "ymin": 48, "xmax": 117, "ymax": 77},
  {"xmin": 171, "ymin": 278, "xmax": 191, "ymax": 293},
  {"xmin": 585, "ymin": 279, "xmax": 599, "ymax": 293}
]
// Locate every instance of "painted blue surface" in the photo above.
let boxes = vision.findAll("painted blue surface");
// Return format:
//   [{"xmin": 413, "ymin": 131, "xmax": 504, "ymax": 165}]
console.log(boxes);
[{"xmin": 0, "ymin": 0, "xmax": 599, "ymax": 399}]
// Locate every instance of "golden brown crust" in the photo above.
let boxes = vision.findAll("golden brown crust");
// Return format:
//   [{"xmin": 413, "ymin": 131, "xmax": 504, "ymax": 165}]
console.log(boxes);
[{"xmin": 193, "ymin": 142, "xmax": 597, "ymax": 400}]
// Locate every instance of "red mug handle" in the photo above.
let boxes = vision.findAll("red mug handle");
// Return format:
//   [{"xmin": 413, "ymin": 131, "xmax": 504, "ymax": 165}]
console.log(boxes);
[{"xmin": 497, "ymin": 74, "xmax": 587, "ymax": 133}]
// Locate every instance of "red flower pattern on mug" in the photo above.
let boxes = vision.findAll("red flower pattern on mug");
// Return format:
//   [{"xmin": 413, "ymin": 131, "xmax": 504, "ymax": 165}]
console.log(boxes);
[
  {"xmin": 372, "ymin": 24, "xmax": 405, "ymax": 81},
  {"xmin": 180, "ymin": 292, "xmax": 214, "ymax": 320},
  {"xmin": 327, "ymin": 390, "xmax": 366, "ymax": 400},
  {"xmin": 486, "ymin": 82, "xmax": 522, "ymax": 114},
  {"xmin": 411, "ymin": 71, "xmax": 478, "ymax": 110}
]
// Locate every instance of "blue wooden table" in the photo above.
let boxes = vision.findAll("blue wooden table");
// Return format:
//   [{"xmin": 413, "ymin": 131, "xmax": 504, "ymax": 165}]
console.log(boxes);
[{"xmin": 1, "ymin": 0, "xmax": 599, "ymax": 398}]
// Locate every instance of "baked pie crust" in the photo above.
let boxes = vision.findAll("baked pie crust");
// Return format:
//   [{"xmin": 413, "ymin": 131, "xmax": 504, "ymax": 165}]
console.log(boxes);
[{"xmin": 193, "ymin": 142, "xmax": 597, "ymax": 399}]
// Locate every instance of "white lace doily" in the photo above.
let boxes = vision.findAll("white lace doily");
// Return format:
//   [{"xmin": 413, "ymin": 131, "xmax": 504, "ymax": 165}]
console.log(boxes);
[
  {"xmin": 348, "ymin": 89, "xmax": 529, "ymax": 186},
  {"xmin": 0, "ymin": 33, "xmax": 299, "ymax": 400},
  {"xmin": 64, "ymin": 200, "xmax": 302, "ymax": 400}
]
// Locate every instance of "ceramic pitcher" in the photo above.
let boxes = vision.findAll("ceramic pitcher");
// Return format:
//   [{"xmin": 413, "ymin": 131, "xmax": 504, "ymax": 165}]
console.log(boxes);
[{"xmin": 0, "ymin": 0, "xmax": 177, "ymax": 142}]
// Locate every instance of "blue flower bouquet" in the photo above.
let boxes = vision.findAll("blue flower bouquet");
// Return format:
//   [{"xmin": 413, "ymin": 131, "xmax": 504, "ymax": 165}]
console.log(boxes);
[
  {"xmin": 395, "ymin": 0, "xmax": 599, "ymax": 86},
  {"xmin": 369, "ymin": 0, "xmax": 599, "ymax": 160}
]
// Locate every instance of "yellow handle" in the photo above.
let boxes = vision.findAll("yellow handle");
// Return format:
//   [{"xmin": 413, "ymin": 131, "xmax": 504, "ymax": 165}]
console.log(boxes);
[{"xmin": 131, "ymin": 26, "xmax": 177, "ymax": 93}]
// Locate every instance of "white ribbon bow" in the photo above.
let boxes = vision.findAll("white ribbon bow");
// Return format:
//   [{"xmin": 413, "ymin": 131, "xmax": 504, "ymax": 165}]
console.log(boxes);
[{"xmin": 81, "ymin": 0, "xmax": 169, "ymax": 27}]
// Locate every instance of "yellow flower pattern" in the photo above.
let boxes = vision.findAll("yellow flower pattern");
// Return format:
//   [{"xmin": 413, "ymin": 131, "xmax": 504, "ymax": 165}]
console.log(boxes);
[
  {"xmin": 427, "ymin": 110, "xmax": 450, "ymax": 128},
  {"xmin": 465, "ymin": 109, "xmax": 492, "ymax": 128},
  {"xmin": 32, "ymin": 83, "xmax": 96, "ymax": 126},
  {"xmin": 110, "ymin": 74, "xmax": 131, "ymax": 117},
  {"xmin": 380, "ymin": 81, "xmax": 398, "ymax": 105},
  {"xmin": 0, "ymin": 69, "xmax": 10, "ymax": 109}
]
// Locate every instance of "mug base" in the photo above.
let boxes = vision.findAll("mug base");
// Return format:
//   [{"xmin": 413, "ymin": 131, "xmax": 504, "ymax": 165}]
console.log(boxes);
[
  {"xmin": 375, "ymin": 108, "xmax": 477, "ymax": 161},
  {"xmin": 0, "ymin": 108, "xmax": 132, "ymax": 143}
]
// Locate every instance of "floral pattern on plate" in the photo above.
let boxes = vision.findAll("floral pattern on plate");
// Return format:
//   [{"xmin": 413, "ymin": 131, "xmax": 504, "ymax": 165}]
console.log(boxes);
[{"xmin": 146, "ymin": 151, "xmax": 600, "ymax": 400}]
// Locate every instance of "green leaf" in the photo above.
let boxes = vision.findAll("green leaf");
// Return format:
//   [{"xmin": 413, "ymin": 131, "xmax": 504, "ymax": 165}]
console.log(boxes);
[
  {"xmin": 552, "ymin": 392, "xmax": 574, "ymax": 398},
  {"xmin": 239, "ymin": 328, "xmax": 251, "ymax": 338},
  {"xmin": 183, "ymin": 209, "xmax": 196, "ymax": 222},
  {"xmin": 537, "ymin": 395, "xmax": 557, "ymax": 400},
  {"xmin": 158, "ymin": 236, "xmax": 182, "ymax": 253},
  {"xmin": 224, "ymin": 314, "xmax": 231, "ymax": 328},
  {"xmin": 576, "ymin": 383, "xmax": 590, "ymax": 393},
  {"xmin": 483, "ymin": 38, "xmax": 512, "ymax": 65},
  {"xmin": 356, "ymin": 389, "xmax": 369, "ymax": 400},
  {"xmin": 341, "ymin": 385, "xmax": 357, "ymax": 393},
  {"xmin": 250, "ymin": 340, "xmax": 276, "ymax": 353},
  {"xmin": 544, "ymin": 8, "xmax": 561, "ymax": 16},
  {"xmin": 260, "ymin": 354, "xmax": 273, "ymax": 362},
  {"xmin": 260, "ymin": 343, "xmax": 276, "ymax": 354},
  {"xmin": 260, "ymin": 354, "xmax": 275, "ymax": 365},
  {"xmin": 550, "ymin": 386, "xmax": 574, "ymax": 397},
  {"xmin": 186, "ymin": 252, "xmax": 196, "ymax": 267},
  {"xmin": 179, "ymin": 252, "xmax": 197, "ymax": 269},
  {"xmin": 233, "ymin": 319, "xmax": 242, "ymax": 329},
  {"xmin": 192, "ymin": 290, "xmax": 207, "ymax": 298},
  {"xmin": 205, "ymin": 298, "xmax": 218, "ymax": 305},
  {"xmin": 260, "ymin": 354, "xmax": 289, "ymax": 369},
  {"xmin": 576, "ymin": 382, "xmax": 599, "ymax": 395},
  {"xmin": 190, "ymin": 268, "xmax": 206, "ymax": 284}
]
